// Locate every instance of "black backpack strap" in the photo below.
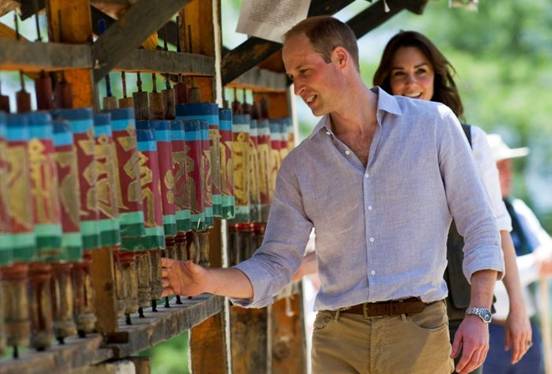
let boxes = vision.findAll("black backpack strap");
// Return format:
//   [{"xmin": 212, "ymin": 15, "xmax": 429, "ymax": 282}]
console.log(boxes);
[{"xmin": 461, "ymin": 123, "xmax": 472, "ymax": 148}]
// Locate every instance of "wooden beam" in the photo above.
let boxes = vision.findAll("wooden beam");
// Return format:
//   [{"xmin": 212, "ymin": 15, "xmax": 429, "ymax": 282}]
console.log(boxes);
[
  {"xmin": 91, "ymin": 0, "xmax": 189, "ymax": 83},
  {"xmin": 0, "ymin": 334, "xmax": 111, "ymax": 374},
  {"xmin": 117, "ymin": 49, "xmax": 214, "ymax": 75},
  {"xmin": 348, "ymin": 0, "xmax": 429, "ymax": 39},
  {"xmin": 107, "ymin": 295, "xmax": 225, "ymax": 358},
  {"xmin": 221, "ymin": 0, "xmax": 355, "ymax": 85},
  {"xmin": 227, "ymin": 67, "xmax": 288, "ymax": 93},
  {"xmin": 0, "ymin": 39, "xmax": 214, "ymax": 76},
  {"xmin": 0, "ymin": 38, "xmax": 91, "ymax": 71}
]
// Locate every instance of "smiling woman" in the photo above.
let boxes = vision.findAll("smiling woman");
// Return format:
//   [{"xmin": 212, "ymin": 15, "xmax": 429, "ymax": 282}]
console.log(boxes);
[{"xmin": 373, "ymin": 30, "xmax": 534, "ymax": 373}]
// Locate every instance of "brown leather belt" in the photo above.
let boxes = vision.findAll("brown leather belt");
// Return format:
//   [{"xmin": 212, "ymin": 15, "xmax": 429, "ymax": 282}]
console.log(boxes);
[{"xmin": 340, "ymin": 297, "xmax": 430, "ymax": 317}]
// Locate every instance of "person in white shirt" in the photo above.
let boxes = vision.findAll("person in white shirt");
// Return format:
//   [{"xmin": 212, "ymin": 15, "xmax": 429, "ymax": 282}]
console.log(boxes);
[{"xmin": 483, "ymin": 133, "xmax": 552, "ymax": 374}]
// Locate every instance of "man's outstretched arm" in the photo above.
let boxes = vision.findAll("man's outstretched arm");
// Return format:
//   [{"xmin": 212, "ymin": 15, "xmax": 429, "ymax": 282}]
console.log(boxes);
[{"xmin": 161, "ymin": 258, "xmax": 254, "ymax": 300}]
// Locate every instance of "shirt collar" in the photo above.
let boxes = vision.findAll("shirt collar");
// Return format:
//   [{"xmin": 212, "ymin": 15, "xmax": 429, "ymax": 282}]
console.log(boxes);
[{"xmin": 307, "ymin": 86, "xmax": 402, "ymax": 140}]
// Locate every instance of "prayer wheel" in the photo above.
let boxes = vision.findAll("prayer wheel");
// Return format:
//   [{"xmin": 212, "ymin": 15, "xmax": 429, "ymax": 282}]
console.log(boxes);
[
  {"xmin": 4, "ymin": 113, "xmax": 34, "ymax": 356},
  {"xmin": 108, "ymin": 108, "xmax": 145, "ymax": 323}
]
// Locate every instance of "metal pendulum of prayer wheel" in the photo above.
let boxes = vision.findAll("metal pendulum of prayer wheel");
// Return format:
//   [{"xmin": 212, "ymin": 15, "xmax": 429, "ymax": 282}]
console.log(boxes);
[
  {"xmin": 149, "ymin": 74, "xmax": 165, "ymax": 120},
  {"xmin": 219, "ymin": 106, "xmax": 235, "ymax": 220},
  {"xmin": 0, "ymin": 113, "xmax": 11, "ymax": 356},
  {"xmin": 54, "ymin": 108, "xmax": 101, "ymax": 337},
  {"xmin": 54, "ymin": 72, "xmax": 73, "ymax": 110},
  {"xmin": 119, "ymin": 72, "xmax": 135, "ymax": 109},
  {"xmin": 152, "ymin": 119, "xmax": 177, "ymax": 309},
  {"xmin": 28, "ymin": 111, "xmax": 65, "ymax": 351},
  {"xmin": 14, "ymin": 14, "xmax": 31, "ymax": 114},
  {"xmin": 93, "ymin": 113, "xmax": 123, "ymax": 317},
  {"xmin": 33, "ymin": 11, "xmax": 55, "ymax": 111},
  {"xmin": 4, "ymin": 114, "xmax": 34, "ymax": 358},
  {"xmin": 51, "ymin": 120, "xmax": 81, "ymax": 344},
  {"xmin": 0, "ymin": 79, "xmax": 9, "ymax": 112},
  {"xmin": 136, "ymin": 121, "xmax": 165, "ymax": 314},
  {"xmin": 133, "ymin": 72, "xmax": 150, "ymax": 121},
  {"xmin": 107, "ymin": 108, "xmax": 145, "ymax": 325}
]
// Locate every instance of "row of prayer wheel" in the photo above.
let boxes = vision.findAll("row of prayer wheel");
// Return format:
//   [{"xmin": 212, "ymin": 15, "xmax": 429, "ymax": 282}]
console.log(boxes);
[{"xmin": 0, "ymin": 84, "xmax": 293, "ymax": 358}]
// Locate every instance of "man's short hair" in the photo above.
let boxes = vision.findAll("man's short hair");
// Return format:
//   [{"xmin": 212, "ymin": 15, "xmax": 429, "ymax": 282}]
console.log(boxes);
[{"xmin": 284, "ymin": 16, "xmax": 360, "ymax": 72}]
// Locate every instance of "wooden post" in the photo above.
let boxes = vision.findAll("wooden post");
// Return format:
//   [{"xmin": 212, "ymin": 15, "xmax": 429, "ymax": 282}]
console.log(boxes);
[
  {"xmin": 47, "ymin": 0, "xmax": 96, "ymax": 108},
  {"xmin": 186, "ymin": 1, "xmax": 228, "ymax": 372}
]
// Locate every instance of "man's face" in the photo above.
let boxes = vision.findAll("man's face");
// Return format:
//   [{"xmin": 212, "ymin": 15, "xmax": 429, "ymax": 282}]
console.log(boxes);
[
  {"xmin": 283, "ymin": 34, "xmax": 340, "ymax": 116},
  {"xmin": 496, "ymin": 159, "xmax": 513, "ymax": 198}
]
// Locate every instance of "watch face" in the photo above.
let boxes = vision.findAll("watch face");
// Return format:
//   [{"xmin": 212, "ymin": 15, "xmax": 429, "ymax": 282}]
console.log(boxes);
[{"xmin": 481, "ymin": 309, "xmax": 492, "ymax": 323}]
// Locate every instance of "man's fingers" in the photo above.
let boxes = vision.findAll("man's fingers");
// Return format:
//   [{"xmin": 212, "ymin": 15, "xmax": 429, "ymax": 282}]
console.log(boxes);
[
  {"xmin": 455, "ymin": 343, "xmax": 476, "ymax": 373},
  {"xmin": 464, "ymin": 346, "xmax": 487, "ymax": 373},
  {"xmin": 512, "ymin": 334, "xmax": 523, "ymax": 363},
  {"xmin": 451, "ymin": 331, "xmax": 462, "ymax": 358}
]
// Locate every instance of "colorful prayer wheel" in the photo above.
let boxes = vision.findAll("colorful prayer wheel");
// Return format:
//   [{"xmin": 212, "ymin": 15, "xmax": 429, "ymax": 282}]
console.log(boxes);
[
  {"xmin": 219, "ymin": 108, "xmax": 235, "ymax": 219},
  {"xmin": 0, "ymin": 112, "xmax": 10, "ymax": 356},
  {"xmin": 231, "ymin": 113, "xmax": 251, "ymax": 223},
  {"xmin": 4, "ymin": 113, "xmax": 34, "ymax": 353}
]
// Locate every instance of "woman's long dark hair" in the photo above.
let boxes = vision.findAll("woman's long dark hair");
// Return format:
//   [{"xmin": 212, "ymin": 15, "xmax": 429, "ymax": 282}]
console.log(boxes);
[{"xmin": 373, "ymin": 31, "xmax": 464, "ymax": 120}]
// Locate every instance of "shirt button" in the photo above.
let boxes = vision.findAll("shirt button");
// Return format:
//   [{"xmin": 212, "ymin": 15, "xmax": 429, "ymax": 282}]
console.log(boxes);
[
  {"xmin": 365, "ymin": 174, "xmax": 370, "ymax": 178},
  {"xmin": 371, "ymin": 270, "xmax": 376, "ymax": 276},
  {"xmin": 325, "ymin": 130, "xmax": 331, "ymax": 135},
  {"xmin": 345, "ymin": 150, "xmax": 351, "ymax": 155},
  {"xmin": 369, "ymin": 237, "xmax": 375, "ymax": 243},
  {"xmin": 368, "ymin": 205, "xmax": 373, "ymax": 211}
]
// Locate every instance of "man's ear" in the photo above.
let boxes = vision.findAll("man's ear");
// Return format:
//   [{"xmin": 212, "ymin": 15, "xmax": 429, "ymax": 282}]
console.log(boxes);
[{"xmin": 331, "ymin": 47, "xmax": 349, "ymax": 69}]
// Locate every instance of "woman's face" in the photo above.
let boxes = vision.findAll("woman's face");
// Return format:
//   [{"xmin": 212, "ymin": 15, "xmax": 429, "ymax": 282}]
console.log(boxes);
[{"xmin": 388, "ymin": 46, "xmax": 435, "ymax": 101}]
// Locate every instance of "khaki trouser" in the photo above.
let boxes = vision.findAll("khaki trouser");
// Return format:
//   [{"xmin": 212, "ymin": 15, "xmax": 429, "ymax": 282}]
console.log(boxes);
[{"xmin": 312, "ymin": 300, "xmax": 454, "ymax": 374}]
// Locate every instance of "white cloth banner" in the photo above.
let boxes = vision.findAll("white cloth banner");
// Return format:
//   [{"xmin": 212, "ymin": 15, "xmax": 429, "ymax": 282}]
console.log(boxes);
[{"xmin": 236, "ymin": 0, "xmax": 312, "ymax": 43}]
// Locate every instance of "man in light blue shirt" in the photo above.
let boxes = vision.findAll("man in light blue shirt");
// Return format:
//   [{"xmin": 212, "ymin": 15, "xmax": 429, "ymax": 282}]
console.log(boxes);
[{"xmin": 162, "ymin": 16, "xmax": 504, "ymax": 374}]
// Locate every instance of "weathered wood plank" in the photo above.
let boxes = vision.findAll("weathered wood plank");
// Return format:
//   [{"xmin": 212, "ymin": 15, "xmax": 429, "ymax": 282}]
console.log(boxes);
[
  {"xmin": 230, "ymin": 306, "xmax": 269, "ymax": 374},
  {"xmin": 0, "ymin": 334, "xmax": 111, "ymax": 374},
  {"xmin": 106, "ymin": 294, "xmax": 224, "ymax": 358},
  {"xmin": 0, "ymin": 39, "xmax": 214, "ymax": 76},
  {"xmin": 92, "ymin": 0, "xmax": 190, "ymax": 83},
  {"xmin": 228, "ymin": 67, "xmax": 288, "ymax": 93},
  {"xmin": 0, "ymin": 38, "xmax": 91, "ymax": 72},
  {"xmin": 117, "ymin": 49, "xmax": 214, "ymax": 76},
  {"xmin": 271, "ymin": 292, "xmax": 307, "ymax": 374},
  {"xmin": 89, "ymin": 247, "xmax": 118, "ymax": 334},
  {"xmin": 190, "ymin": 311, "xmax": 227, "ymax": 374}
]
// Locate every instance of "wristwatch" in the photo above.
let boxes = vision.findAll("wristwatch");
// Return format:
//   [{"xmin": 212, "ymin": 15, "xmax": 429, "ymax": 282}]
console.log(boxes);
[{"xmin": 465, "ymin": 306, "xmax": 492, "ymax": 324}]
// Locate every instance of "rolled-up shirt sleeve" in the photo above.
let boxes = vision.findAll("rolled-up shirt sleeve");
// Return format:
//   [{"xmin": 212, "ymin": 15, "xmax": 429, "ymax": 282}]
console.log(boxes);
[
  {"xmin": 471, "ymin": 126, "xmax": 512, "ymax": 232},
  {"xmin": 231, "ymin": 156, "xmax": 313, "ymax": 308},
  {"xmin": 436, "ymin": 106, "xmax": 504, "ymax": 282}
]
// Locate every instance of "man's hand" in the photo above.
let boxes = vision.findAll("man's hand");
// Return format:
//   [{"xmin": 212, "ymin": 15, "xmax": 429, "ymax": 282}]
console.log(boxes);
[
  {"xmin": 451, "ymin": 315, "xmax": 489, "ymax": 374},
  {"xmin": 505, "ymin": 306, "xmax": 532, "ymax": 364},
  {"xmin": 161, "ymin": 258, "xmax": 209, "ymax": 297}
]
